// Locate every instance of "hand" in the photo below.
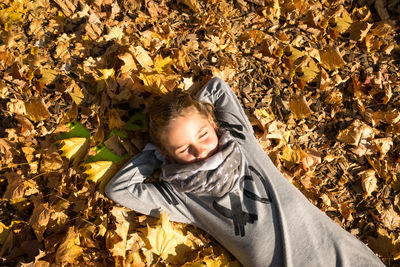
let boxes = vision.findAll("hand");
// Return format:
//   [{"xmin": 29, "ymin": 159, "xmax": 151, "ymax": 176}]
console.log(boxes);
[{"xmin": 143, "ymin": 143, "xmax": 166, "ymax": 162}]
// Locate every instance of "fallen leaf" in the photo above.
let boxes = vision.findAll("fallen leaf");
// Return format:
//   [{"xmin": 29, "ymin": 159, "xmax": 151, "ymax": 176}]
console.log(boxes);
[
  {"xmin": 65, "ymin": 80, "xmax": 84, "ymax": 105},
  {"xmin": 40, "ymin": 152, "xmax": 63, "ymax": 172},
  {"xmin": 329, "ymin": 6, "xmax": 352, "ymax": 33},
  {"xmin": 367, "ymin": 228, "xmax": 400, "ymax": 260},
  {"xmin": 289, "ymin": 95, "xmax": 311, "ymax": 120},
  {"xmin": 55, "ymin": 227, "xmax": 83, "ymax": 264},
  {"xmin": 146, "ymin": 211, "xmax": 187, "ymax": 260},
  {"xmin": 359, "ymin": 169, "xmax": 377, "ymax": 197},
  {"xmin": 119, "ymin": 52, "xmax": 138, "ymax": 73},
  {"xmin": 24, "ymin": 98, "xmax": 51, "ymax": 122},
  {"xmin": 377, "ymin": 204, "xmax": 400, "ymax": 231},
  {"xmin": 59, "ymin": 137, "xmax": 89, "ymax": 165},
  {"xmin": 131, "ymin": 46, "xmax": 154, "ymax": 71},
  {"xmin": 29, "ymin": 196, "xmax": 52, "ymax": 241},
  {"xmin": 84, "ymin": 161, "xmax": 117, "ymax": 185},
  {"xmin": 319, "ymin": 46, "xmax": 345, "ymax": 71}
]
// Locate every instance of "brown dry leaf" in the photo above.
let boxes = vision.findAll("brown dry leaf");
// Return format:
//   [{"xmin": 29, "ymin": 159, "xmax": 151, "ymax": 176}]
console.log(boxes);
[
  {"xmin": 24, "ymin": 98, "xmax": 51, "ymax": 122},
  {"xmin": 65, "ymin": 80, "xmax": 84, "ymax": 105},
  {"xmin": 377, "ymin": 204, "xmax": 400, "ymax": 231},
  {"xmin": 119, "ymin": 52, "xmax": 138, "ymax": 73},
  {"xmin": 339, "ymin": 202, "xmax": 355, "ymax": 222},
  {"xmin": 84, "ymin": 160, "xmax": 117, "ymax": 184},
  {"xmin": 367, "ymin": 157, "xmax": 391, "ymax": 181},
  {"xmin": 283, "ymin": 45, "xmax": 305, "ymax": 62},
  {"xmin": 138, "ymin": 73, "xmax": 179, "ymax": 94},
  {"xmin": 15, "ymin": 114, "xmax": 35, "ymax": 136},
  {"xmin": 3, "ymin": 173, "xmax": 25, "ymax": 200},
  {"xmin": 319, "ymin": 46, "xmax": 345, "ymax": 71},
  {"xmin": 367, "ymin": 228, "xmax": 400, "ymax": 260},
  {"xmin": 371, "ymin": 21, "xmax": 394, "ymax": 37},
  {"xmin": 349, "ymin": 21, "xmax": 372, "ymax": 42},
  {"xmin": 253, "ymin": 108, "xmax": 275, "ymax": 130},
  {"xmin": 240, "ymin": 30, "xmax": 267, "ymax": 44},
  {"xmin": 104, "ymin": 25, "xmax": 124, "ymax": 41},
  {"xmin": 301, "ymin": 149, "xmax": 321, "ymax": 171},
  {"xmin": 108, "ymin": 109, "xmax": 125, "ymax": 130},
  {"xmin": 55, "ymin": 227, "xmax": 83, "ymax": 264},
  {"xmin": 372, "ymin": 109, "xmax": 400, "ymax": 125},
  {"xmin": 40, "ymin": 152, "xmax": 63, "ymax": 172},
  {"xmin": 337, "ymin": 120, "xmax": 375, "ymax": 146},
  {"xmin": 29, "ymin": 196, "xmax": 52, "ymax": 241},
  {"xmin": 131, "ymin": 46, "xmax": 154, "ymax": 71},
  {"xmin": 38, "ymin": 68, "xmax": 58, "ymax": 85},
  {"xmin": 359, "ymin": 169, "xmax": 377, "ymax": 197},
  {"xmin": 146, "ymin": 211, "xmax": 187, "ymax": 260},
  {"xmin": 365, "ymin": 34, "xmax": 382, "ymax": 53},
  {"xmin": 372, "ymin": 137, "xmax": 393, "ymax": 156},
  {"xmin": 106, "ymin": 206, "xmax": 131, "ymax": 262},
  {"xmin": 7, "ymin": 98, "xmax": 26, "ymax": 115},
  {"xmin": 329, "ymin": 5, "xmax": 353, "ymax": 33},
  {"xmin": 178, "ymin": 0, "xmax": 201, "ymax": 13},
  {"xmin": 289, "ymin": 95, "xmax": 311, "ymax": 120},
  {"xmin": 154, "ymin": 55, "xmax": 175, "ymax": 74},
  {"xmin": 295, "ymin": 57, "xmax": 319, "ymax": 83}
]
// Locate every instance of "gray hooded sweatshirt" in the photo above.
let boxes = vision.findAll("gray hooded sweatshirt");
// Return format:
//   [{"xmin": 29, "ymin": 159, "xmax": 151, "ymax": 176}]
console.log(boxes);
[{"xmin": 105, "ymin": 78, "xmax": 384, "ymax": 267}]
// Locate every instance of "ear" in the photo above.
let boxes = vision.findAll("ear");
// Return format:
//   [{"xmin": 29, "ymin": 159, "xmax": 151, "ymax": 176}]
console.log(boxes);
[
  {"xmin": 159, "ymin": 148, "xmax": 176, "ymax": 164},
  {"xmin": 208, "ymin": 114, "xmax": 218, "ymax": 130}
]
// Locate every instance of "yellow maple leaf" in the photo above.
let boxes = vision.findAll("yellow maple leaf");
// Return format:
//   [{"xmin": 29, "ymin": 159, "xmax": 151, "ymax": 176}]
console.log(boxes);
[
  {"xmin": 146, "ymin": 211, "xmax": 187, "ymax": 260},
  {"xmin": 84, "ymin": 160, "xmax": 117, "ymax": 184},
  {"xmin": 154, "ymin": 55, "xmax": 174, "ymax": 74},
  {"xmin": 59, "ymin": 137, "xmax": 89, "ymax": 165}
]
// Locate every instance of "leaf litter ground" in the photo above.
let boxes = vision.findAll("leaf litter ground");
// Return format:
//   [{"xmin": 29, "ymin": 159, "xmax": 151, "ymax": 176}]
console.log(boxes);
[{"xmin": 1, "ymin": 0, "xmax": 400, "ymax": 266}]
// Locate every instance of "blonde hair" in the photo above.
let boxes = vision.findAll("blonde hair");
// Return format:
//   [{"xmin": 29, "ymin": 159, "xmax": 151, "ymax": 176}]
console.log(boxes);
[{"xmin": 148, "ymin": 89, "xmax": 215, "ymax": 151}]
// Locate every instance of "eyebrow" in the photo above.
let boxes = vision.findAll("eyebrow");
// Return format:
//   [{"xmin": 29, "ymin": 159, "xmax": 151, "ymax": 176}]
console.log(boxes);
[{"xmin": 173, "ymin": 125, "xmax": 208, "ymax": 150}]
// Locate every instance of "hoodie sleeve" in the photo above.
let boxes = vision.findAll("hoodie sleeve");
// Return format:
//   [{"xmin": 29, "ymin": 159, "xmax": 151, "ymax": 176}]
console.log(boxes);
[
  {"xmin": 196, "ymin": 77, "xmax": 254, "ymax": 139},
  {"xmin": 105, "ymin": 149, "xmax": 194, "ymax": 224}
]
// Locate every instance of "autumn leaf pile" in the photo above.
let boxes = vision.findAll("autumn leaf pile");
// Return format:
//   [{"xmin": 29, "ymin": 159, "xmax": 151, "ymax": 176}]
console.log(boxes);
[{"xmin": 1, "ymin": 0, "xmax": 400, "ymax": 265}]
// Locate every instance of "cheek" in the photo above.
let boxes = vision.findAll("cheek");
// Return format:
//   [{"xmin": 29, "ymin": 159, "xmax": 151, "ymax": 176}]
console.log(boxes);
[{"xmin": 207, "ymin": 130, "xmax": 219, "ymax": 148}]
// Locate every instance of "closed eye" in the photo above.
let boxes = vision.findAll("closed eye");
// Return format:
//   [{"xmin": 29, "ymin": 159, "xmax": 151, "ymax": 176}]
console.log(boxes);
[
  {"xmin": 179, "ymin": 146, "xmax": 189, "ymax": 154},
  {"xmin": 199, "ymin": 131, "xmax": 207, "ymax": 138}
]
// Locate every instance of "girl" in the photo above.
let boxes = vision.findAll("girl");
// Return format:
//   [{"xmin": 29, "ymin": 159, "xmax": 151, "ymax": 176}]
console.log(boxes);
[{"xmin": 105, "ymin": 78, "xmax": 384, "ymax": 266}]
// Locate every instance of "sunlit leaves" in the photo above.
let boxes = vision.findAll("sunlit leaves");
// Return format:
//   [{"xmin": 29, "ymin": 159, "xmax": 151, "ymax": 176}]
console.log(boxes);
[
  {"xmin": 55, "ymin": 227, "xmax": 84, "ymax": 264},
  {"xmin": 1, "ymin": 0, "xmax": 399, "ymax": 265},
  {"xmin": 289, "ymin": 95, "xmax": 311, "ymax": 120},
  {"xmin": 319, "ymin": 46, "xmax": 345, "ymax": 71},
  {"xmin": 24, "ymin": 98, "xmax": 51, "ymax": 122},
  {"xmin": 359, "ymin": 169, "xmax": 377, "ymax": 197},
  {"xmin": 59, "ymin": 137, "xmax": 89, "ymax": 164},
  {"xmin": 146, "ymin": 211, "xmax": 187, "ymax": 260}
]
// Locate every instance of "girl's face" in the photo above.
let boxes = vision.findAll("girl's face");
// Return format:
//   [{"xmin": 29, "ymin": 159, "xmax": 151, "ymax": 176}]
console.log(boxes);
[{"xmin": 161, "ymin": 108, "xmax": 219, "ymax": 164}]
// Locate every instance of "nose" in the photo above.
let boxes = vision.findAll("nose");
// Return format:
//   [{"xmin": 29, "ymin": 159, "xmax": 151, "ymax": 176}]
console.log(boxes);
[{"xmin": 191, "ymin": 145, "xmax": 208, "ymax": 160}]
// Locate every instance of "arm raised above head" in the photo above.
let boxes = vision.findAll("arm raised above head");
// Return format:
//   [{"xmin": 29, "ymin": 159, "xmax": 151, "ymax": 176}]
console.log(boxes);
[
  {"xmin": 105, "ymin": 147, "xmax": 193, "ymax": 224},
  {"xmin": 196, "ymin": 77, "xmax": 254, "ymax": 138}
]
